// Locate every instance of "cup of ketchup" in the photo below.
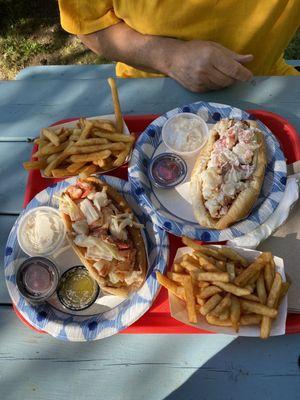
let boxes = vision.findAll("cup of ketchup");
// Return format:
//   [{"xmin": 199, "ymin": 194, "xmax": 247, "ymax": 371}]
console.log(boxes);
[{"xmin": 148, "ymin": 153, "xmax": 187, "ymax": 189}]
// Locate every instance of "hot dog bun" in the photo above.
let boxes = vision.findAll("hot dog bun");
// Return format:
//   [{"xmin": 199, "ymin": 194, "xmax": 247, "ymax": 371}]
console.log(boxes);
[
  {"xmin": 60, "ymin": 177, "xmax": 147, "ymax": 297},
  {"xmin": 190, "ymin": 119, "xmax": 267, "ymax": 230}
]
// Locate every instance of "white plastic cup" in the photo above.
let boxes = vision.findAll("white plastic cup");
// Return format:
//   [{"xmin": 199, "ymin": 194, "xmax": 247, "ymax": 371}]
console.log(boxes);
[
  {"xmin": 162, "ymin": 112, "xmax": 209, "ymax": 158},
  {"xmin": 17, "ymin": 206, "xmax": 66, "ymax": 257}
]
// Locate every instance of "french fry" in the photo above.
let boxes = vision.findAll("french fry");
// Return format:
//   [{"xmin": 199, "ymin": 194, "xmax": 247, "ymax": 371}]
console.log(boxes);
[
  {"xmin": 198, "ymin": 247, "xmax": 227, "ymax": 261},
  {"xmin": 183, "ymin": 254, "xmax": 199, "ymax": 265},
  {"xmin": 234, "ymin": 259, "xmax": 264, "ymax": 287},
  {"xmin": 212, "ymin": 281, "xmax": 251, "ymax": 297},
  {"xmin": 167, "ymin": 272, "xmax": 188, "ymax": 284},
  {"xmin": 93, "ymin": 131, "xmax": 135, "ymax": 143},
  {"xmin": 67, "ymin": 162, "xmax": 86, "ymax": 173},
  {"xmin": 51, "ymin": 169, "xmax": 75, "ymax": 178},
  {"xmin": 41, "ymin": 128, "xmax": 60, "ymax": 146},
  {"xmin": 210, "ymin": 294, "xmax": 231, "ymax": 317},
  {"xmin": 181, "ymin": 260, "xmax": 201, "ymax": 273},
  {"xmin": 241, "ymin": 294, "xmax": 261, "ymax": 302},
  {"xmin": 244, "ymin": 284, "xmax": 255, "ymax": 293},
  {"xmin": 23, "ymin": 160, "xmax": 47, "ymax": 170},
  {"xmin": 206, "ymin": 314, "xmax": 232, "ymax": 327},
  {"xmin": 58, "ymin": 129, "xmax": 72, "ymax": 143},
  {"xmin": 176, "ymin": 286, "xmax": 186, "ymax": 301},
  {"xmin": 44, "ymin": 143, "xmax": 73, "ymax": 177},
  {"xmin": 47, "ymin": 153, "xmax": 60, "ymax": 164},
  {"xmin": 277, "ymin": 282, "xmax": 290, "ymax": 307},
  {"xmin": 173, "ymin": 262, "xmax": 184, "ymax": 273},
  {"xmin": 41, "ymin": 141, "xmax": 69, "ymax": 155},
  {"xmin": 108, "ymin": 77, "xmax": 123, "ymax": 132},
  {"xmin": 247, "ymin": 269, "xmax": 261, "ymax": 285},
  {"xmin": 264, "ymin": 262, "xmax": 273, "ymax": 293},
  {"xmin": 241, "ymin": 300, "xmax": 277, "ymax": 318},
  {"xmin": 78, "ymin": 164, "xmax": 98, "ymax": 178},
  {"xmin": 216, "ymin": 261, "xmax": 226, "ymax": 271},
  {"xmin": 230, "ymin": 296, "xmax": 241, "ymax": 332},
  {"xmin": 197, "ymin": 272, "xmax": 229, "ymax": 282},
  {"xmin": 217, "ymin": 247, "xmax": 248, "ymax": 267},
  {"xmin": 78, "ymin": 119, "xmax": 94, "ymax": 141},
  {"xmin": 196, "ymin": 296, "xmax": 205, "ymax": 306},
  {"xmin": 197, "ymin": 281, "xmax": 210, "ymax": 289},
  {"xmin": 91, "ymin": 119, "xmax": 116, "ymax": 132},
  {"xmin": 182, "ymin": 237, "xmax": 215, "ymax": 253},
  {"xmin": 156, "ymin": 271, "xmax": 179, "ymax": 291},
  {"xmin": 200, "ymin": 294, "xmax": 222, "ymax": 316},
  {"xmin": 195, "ymin": 253, "xmax": 219, "ymax": 271},
  {"xmin": 269, "ymin": 257, "xmax": 276, "ymax": 280},
  {"xmin": 226, "ymin": 262, "xmax": 236, "ymax": 282},
  {"xmin": 240, "ymin": 314, "xmax": 262, "ymax": 326},
  {"xmin": 260, "ymin": 316, "xmax": 272, "ymax": 339},
  {"xmin": 183, "ymin": 275, "xmax": 197, "ymax": 323},
  {"xmin": 257, "ymin": 272, "xmax": 267, "ymax": 304},
  {"xmin": 219, "ymin": 308, "xmax": 230, "ymax": 321},
  {"xmin": 260, "ymin": 273, "xmax": 282, "ymax": 339},
  {"xmin": 113, "ymin": 145, "xmax": 131, "ymax": 167},
  {"xmin": 198, "ymin": 285, "xmax": 222, "ymax": 299},
  {"xmin": 70, "ymin": 150, "xmax": 112, "ymax": 163},
  {"xmin": 266, "ymin": 272, "xmax": 282, "ymax": 309},
  {"xmin": 75, "ymin": 138, "xmax": 108, "ymax": 146},
  {"xmin": 67, "ymin": 142, "xmax": 125, "ymax": 155}
]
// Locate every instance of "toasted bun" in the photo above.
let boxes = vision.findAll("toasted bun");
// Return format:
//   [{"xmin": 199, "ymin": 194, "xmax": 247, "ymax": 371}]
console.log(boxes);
[
  {"xmin": 191, "ymin": 121, "xmax": 267, "ymax": 230},
  {"xmin": 61, "ymin": 177, "xmax": 147, "ymax": 297}
]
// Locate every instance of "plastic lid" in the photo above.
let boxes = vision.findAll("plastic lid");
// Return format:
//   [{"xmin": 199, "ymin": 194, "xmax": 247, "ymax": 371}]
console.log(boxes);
[
  {"xmin": 16, "ymin": 257, "xmax": 59, "ymax": 303},
  {"xmin": 148, "ymin": 153, "xmax": 187, "ymax": 189},
  {"xmin": 17, "ymin": 206, "xmax": 66, "ymax": 257}
]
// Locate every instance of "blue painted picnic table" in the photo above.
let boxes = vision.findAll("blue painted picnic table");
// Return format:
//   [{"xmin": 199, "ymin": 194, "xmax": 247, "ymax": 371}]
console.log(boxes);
[{"xmin": 1, "ymin": 65, "xmax": 300, "ymax": 400}]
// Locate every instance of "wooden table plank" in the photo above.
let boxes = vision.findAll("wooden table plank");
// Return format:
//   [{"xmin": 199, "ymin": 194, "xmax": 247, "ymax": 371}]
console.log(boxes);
[
  {"xmin": 0, "ymin": 77, "xmax": 299, "ymax": 140},
  {"xmin": 15, "ymin": 64, "xmax": 116, "ymax": 80},
  {"xmin": 0, "ymin": 306, "xmax": 299, "ymax": 400},
  {"xmin": 0, "ymin": 215, "xmax": 18, "ymax": 304},
  {"xmin": 0, "ymin": 142, "xmax": 31, "ymax": 213}
]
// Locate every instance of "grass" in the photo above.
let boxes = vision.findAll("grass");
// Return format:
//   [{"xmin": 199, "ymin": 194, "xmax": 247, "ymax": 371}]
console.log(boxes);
[
  {"xmin": 0, "ymin": 0, "xmax": 106, "ymax": 79},
  {"xmin": 0, "ymin": 0, "xmax": 299, "ymax": 80}
]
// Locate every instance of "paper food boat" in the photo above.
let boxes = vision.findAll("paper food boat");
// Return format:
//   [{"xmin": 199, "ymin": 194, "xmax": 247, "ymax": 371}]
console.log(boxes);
[
  {"xmin": 39, "ymin": 115, "xmax": 131, "ymax": 178},
  {"xmin": 169, "ymin": 245, "xmax": 287, "ymax": 337}
]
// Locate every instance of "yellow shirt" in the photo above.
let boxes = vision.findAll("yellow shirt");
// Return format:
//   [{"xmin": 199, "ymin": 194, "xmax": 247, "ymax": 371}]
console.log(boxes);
[{"xmin": 58, "ymin": 0, "xmax": 300, "ymax": 77}]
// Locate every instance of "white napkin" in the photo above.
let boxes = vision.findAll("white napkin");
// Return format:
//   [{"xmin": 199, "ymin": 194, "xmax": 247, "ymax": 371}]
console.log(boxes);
[
  {"xmin": 176, "ymin": 173, "xmax": 300, "ymax": 249},
  {"xmin": 228, "ymin": 175, "xmax": 300, "ymax": 248}
]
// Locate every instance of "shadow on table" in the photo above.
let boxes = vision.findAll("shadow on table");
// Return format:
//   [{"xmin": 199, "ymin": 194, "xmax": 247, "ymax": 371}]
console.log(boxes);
[{"xmin": 164, "ymin": 334, "xmax": 300, "ymax": 400}]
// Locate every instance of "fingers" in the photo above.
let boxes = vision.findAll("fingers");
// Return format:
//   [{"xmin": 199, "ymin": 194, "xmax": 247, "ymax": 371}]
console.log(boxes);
[
  {"xmin": 234, "ymin": 54, "xmax": 254, "ymax": 64},
  {"xmin": 211, "ymin": 42, "xmax": 253, "ymax": 64},
  {"xmin": 214, "ymin": 56, "xmax": 253, "ymax": 81},
  {"xmin": 208, "ymin": 68, "xmax": 235, "ymax": 88}
]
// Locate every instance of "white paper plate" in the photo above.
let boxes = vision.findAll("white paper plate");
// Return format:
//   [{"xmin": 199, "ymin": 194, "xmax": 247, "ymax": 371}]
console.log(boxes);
[
  {"xmin": 128, "ymin": 101, "xmax": 287, "ymax": 242},
  {"xmin": 4, "ymin": 176, "xmax": 169, "ymax": 341}
]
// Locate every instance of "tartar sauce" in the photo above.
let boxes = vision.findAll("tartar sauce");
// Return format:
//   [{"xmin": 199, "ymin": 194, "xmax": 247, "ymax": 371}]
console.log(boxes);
[
  {"xmin": 162, "ymin": 113, "xmax": 209, "ymax": 154},
  {"xmin": 17, "ymin": 207, "xmax": 66, "ymax": 256}
]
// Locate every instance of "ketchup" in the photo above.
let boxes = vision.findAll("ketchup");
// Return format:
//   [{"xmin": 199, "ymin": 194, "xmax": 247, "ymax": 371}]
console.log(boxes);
[{"xmin": 149, "ymin": 153, "xmax": 187, "ymax": 188}]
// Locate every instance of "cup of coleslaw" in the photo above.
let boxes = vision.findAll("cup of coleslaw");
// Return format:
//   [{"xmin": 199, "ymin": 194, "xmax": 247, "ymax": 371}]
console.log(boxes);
[
  {"xmin": 162, "ymin": 113, "xmax": 209, "ymax": 158},
  {"xmin": 17, "ymin": 206, "xmax": 66, "ymax": 257}
]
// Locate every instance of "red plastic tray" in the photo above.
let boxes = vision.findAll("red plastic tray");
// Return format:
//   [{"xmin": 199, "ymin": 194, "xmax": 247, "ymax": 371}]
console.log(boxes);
[{"xmin": 16, "ymin": 111, "xmax": 300, "ymax": 335}]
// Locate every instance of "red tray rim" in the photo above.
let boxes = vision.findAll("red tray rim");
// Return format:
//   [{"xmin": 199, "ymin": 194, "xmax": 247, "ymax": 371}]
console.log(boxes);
[{"xmin": 15, "ymin": 110, "xmax": 300, "ymax": 336}]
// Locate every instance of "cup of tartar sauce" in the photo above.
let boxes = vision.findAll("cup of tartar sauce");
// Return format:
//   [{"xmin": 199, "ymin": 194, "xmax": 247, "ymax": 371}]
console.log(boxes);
[
  {"xmin": 17, "ymin": 206, "xmax": 66, "ymax": 257},
  {"xmin": 162, "ymin": 112, "xmax": 209, "ymax": 158}
]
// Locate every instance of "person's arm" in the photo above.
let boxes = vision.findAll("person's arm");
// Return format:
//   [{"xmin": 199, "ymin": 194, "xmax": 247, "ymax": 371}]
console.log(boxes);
[{"xmin": 78, "ymin": 22, "xmax": 253, "ymax": 92}]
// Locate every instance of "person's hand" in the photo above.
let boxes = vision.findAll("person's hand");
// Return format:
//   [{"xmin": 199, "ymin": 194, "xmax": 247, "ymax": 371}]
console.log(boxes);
[{"xmin": 167, "ymin": 40, "xmax": 253, "ymax": 92}]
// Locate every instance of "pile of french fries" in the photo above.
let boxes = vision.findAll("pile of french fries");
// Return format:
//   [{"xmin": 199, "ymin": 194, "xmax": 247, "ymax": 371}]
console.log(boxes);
[
  {"xmin": 23, "ymin": 78, "xmax": 134, "ymax": 178},
  {"xmin": 157, "ymin": 237, "xmax": 290, "ymax": 339}
]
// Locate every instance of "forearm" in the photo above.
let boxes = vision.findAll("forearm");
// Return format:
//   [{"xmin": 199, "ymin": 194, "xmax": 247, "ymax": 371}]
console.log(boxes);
[{"xmin": 78, "ymin": 22, "xmax": 182, "ymax": 75}]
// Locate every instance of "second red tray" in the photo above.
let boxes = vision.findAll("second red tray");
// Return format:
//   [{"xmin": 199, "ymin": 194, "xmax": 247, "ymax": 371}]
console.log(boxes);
[{"xmin": 19, "ymin": 110, "xmax": 300, "ymax": 335}]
